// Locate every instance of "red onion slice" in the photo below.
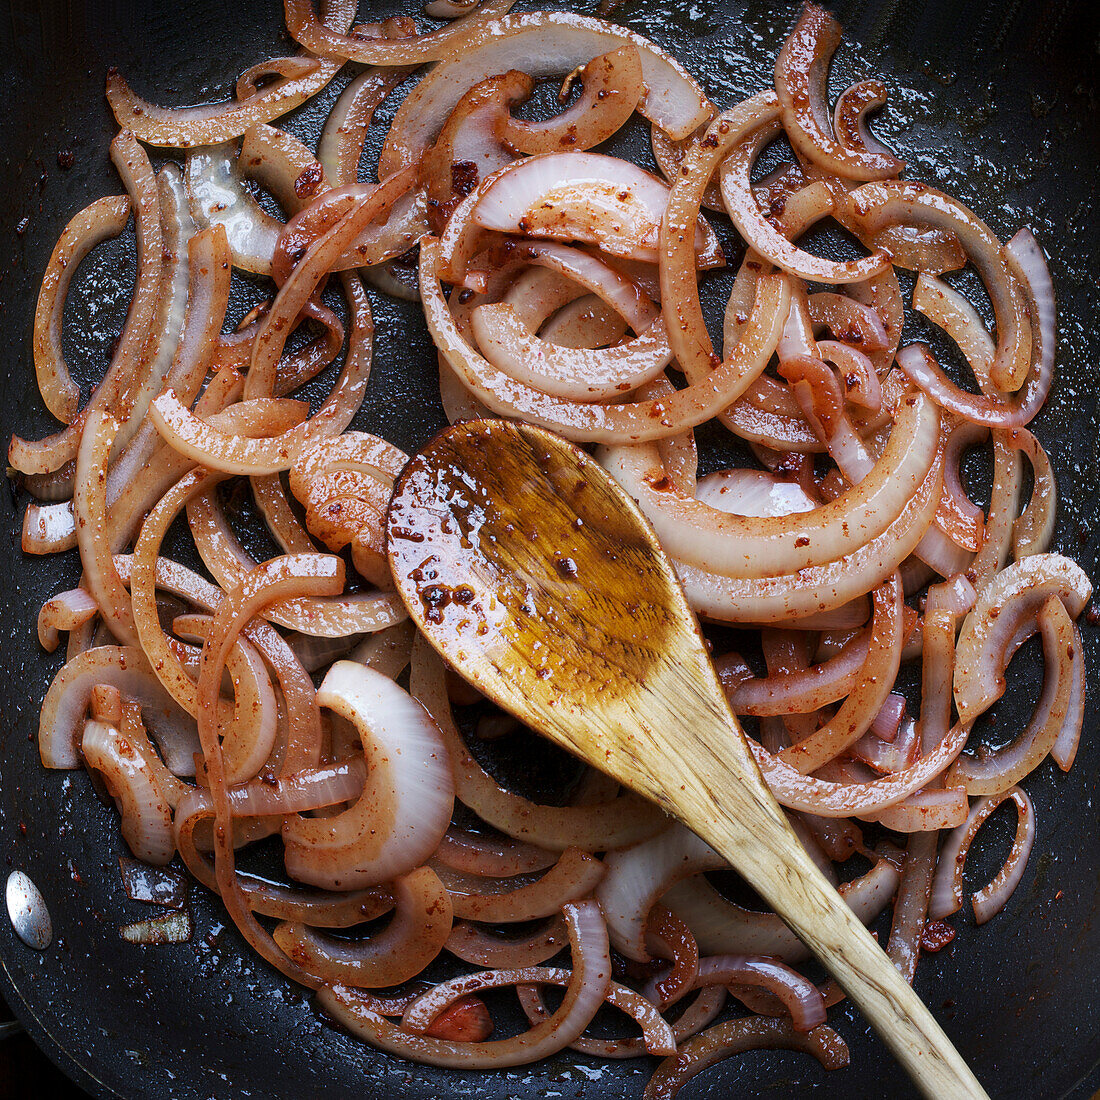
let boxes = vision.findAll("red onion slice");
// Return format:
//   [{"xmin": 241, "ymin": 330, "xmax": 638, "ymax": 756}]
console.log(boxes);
[
  {"xmin": 946, "ymin": 594, "xmax": 1077, "ymax": 795},
  {"xmin": 929, "ymin": 787, "xmax": 1036, "ymax": 924},
  {"xmin": 32, "ymin": 195, "xmax": 131, "ymax": 424},
  {"xmin": 282, "ymin": 661, "xmax": 454, "ymax": 890},
  {"xmin": 774, "ymin": 3, "xmax": 903, "ymax": 181},
  {"xmin": 105, "ymin": 0, "xmax": 355, "ymax": 147},
  {"xmin": 954, "ymin": 553, "xmax": 1091, "ymax": 725},
  {"xmin": 664, "ymin": 858, "xmax": 899, "ymax": 963},
  {"xmin": 645, "ymin": 1016, "xmax": 848, "ymax": 1098},
  {"xmin": 471, "ymin": 152, "xmax": 721, "ymax": 266},
  {"xmin": 380, "ymin": 11, "xmax": 711, "ymax": 175},
  {"xmin": 317, "ymin": 899, "xmax": 611, "ymax": 1069}
]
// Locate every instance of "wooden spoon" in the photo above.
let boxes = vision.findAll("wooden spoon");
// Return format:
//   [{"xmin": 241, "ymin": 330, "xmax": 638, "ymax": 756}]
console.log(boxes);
[{"xmin": 386, "ymin": 418, "xmax": 987, "ymax": 1099}]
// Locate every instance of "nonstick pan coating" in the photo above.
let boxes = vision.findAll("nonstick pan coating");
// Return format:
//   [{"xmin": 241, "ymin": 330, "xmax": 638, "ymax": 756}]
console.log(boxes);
[{"xmin": 0, "ymin": 1, "xmax": 1097, "ymax": 1097}]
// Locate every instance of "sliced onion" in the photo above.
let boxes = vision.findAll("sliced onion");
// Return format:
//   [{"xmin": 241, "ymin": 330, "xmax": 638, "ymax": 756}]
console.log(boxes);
[
  {"xmin": 10, "ymin": 132, "xmax": 165, "ymax": 476},
  {"xmin": 380, "ymin": 11, "xmax": 711, "ymax": 175},
  {"xmin": 774, "ymin": 3, "xmax": 903, "ymax": 181},
  {"xmin": 886, "ymin": 831, "xmax": 937, "ymax": 984},
  {"xmin": 929, "ymin": 787, "xmax": 1036, "ymax": 924},
  {"xmin": 317, "ymin": 898, "xmax": 611, "ymax": 1068},
  {"xmin": 515, "ymin": 972, "xmax": 677, "ymax": 1058},
  {"xmin": 471, "ymin": 152, "xmax": 722, "ymax": 267},
  {"xmin": 602, "ymin": 393, "xmax": 938, "ymax": 579},
  {"xmin": 664, "ymin": 857, "xmax": 899, "ymax": 963},
  {"xmin": 676, "ymin": 447, "xmax": 941, "ymax": 622},
  {"xmin": 644, "ymin": 1016, "xmax": 848, "ymax": 1098},
  {"xmin": 39, "ymin": 644, "xmax": 196, "ymax": 771},
  {"xmin": 318, "ymin": 64, "xmax": 415, "ymax": 187},
  {"xmin": 947, "ymin": 594, "xmax": 1076, "ymax": 794},
  {"xmin": 716, "ymin": 111, "xmax": 889, "ymax": 285},
  {"xmin": 32, "ymin": 195, "xmax": 131, "ymax": 424},
  {"xmin": 597, "ymin": 824, "xmax": 727, "ymax": 960},
  {"xmin": 776, "ymin": 574, "xmax": 904, "ymax": 773},
  {"xmin": 433, "ymin": 847, "xmax": 604, "ymax": 922},
  {"xmin": 424, "ymin": 239, "xmax": 788, "ymax": 443},
  {"xmin": 445, "ymin": 916, "xmax": 568, "ymax": 967},
  {"xmin": 749, "ymin": 721, "xmax": 969, "ymax": 817},
  {"xmin": 272, "ymin": 866, "xmax": 453, "ymax": 987},
  {"xmin": 37, "ymin": 587, "xmax": 98, "ymax": 654},
  {"xmin": 471, "ymin": 303, "xmax": 672, "ymax": 401},
  {"xmin": 500, "ymin": 46, "xmax": 643, "ymax": 155},
  {"xmin": 81, "ymin": 718, "xmax": 175, "ymax": 865},
  {"xmin": 282, "ymin": 661, "xmax": 454, "ymax": 889},
  {"xmin": 186, "ymin": 142, "xmax": 281, "ymax": 274},
  {"xmin": 285, "ymin": 0, "xmax": 517, "ymax": 65},
  {"xmin": 845, "ymin": 181, "xmax": 1031, "ymax": 391},
  {"xmin": 105, "ymin": 0, "xmax": 355, "ymax": 147},
  {"xmin": 684, "ymin": 955, "xmax": 826, "ymax": 1032},
  {"xmin": 833, "ymin": 79, "xmax": 898, "ymax": 164},
  {"xmin": 954, "ymin": 553, "xmax": 1091, "ymax": 725}
]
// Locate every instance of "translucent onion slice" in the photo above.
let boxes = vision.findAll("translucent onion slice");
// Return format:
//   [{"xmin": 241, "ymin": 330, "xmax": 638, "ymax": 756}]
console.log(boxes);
[
  {"xmin": 664, "ymin": 858, "xmax": 899, "ymax": 962},
  {"xmin": 682, "ymin": 955, "xmax": 826, "ymax": 1033},
  {"xmin": 10, "ymin": 131, "xmax": 165, "ymax": 476},
  {"xmin": 601, "ymin": 393, "xmax": 938, "ymax": 579},
  {"xmin": 845, "ymin": 181, "xmax": 1031, "ymax": 392},
  {"xmin": 953, "ymin": 553, "xmax": 1092, "ymax": 725},
  {"xmin": 319, "ymin": 55, "xmax": 416, "ymax": 186},
  {"xmin": 929, "ymin": 786, "xmax": 1036, "ymax": 924},
  {"xmin": 946, "ymin": 595, "xmax": 1076, "ymax": 795},
  {"xmin": 151, "ymin": 273, "xmax": 373, "ymax": 475},
  {"xmin": 431, "ymin": 849, "xmax": 601, "ymax": 924},
  {"xmin": 282, "ymin": 661, "xmax": 454, "ymax": 889},
  {"xmin": 186, "ymin": 142, "xmax": 282, "ymax": 275},
  {"xmin": 643, "ymin": 1016, "xmax": 848, "ymax": 1098},
  {"xmin": 833, "ymin": 79, "xmax": 898, "ymax": 164},
  {"xmin": 676, "ymin": 448, "xmax": 942, "ymax": 622},
  {"xmin": 422, "ymin": 238, "xmax": 789, "ymax": 444},
  {"xmin": 39, "ymin": 644, "xmax": 196, "ymax": 771},
  {"xmin": 500, "ymin": 46, "xmax": 644, "ymax": 155},
  {"xmin": 776, "ymin": 574, "xmax": 904, "ymax": 774},
  {"xmin": 272, "ymin": 866, "xmax": 453, "ymax": 987},
  {"xmin": 715, "ymin": 109, "xmax": 890, "ymax": 286},
  {"xmin": 33, "ymin": 194, "xmax": 131, "ymax": 424},
  {"xmin": 406, "ymin": 967, "xmax": 675, "ymax": 1057},
  {"xmin": 37, "ymin": 588, "xmax": 98, "ymax": 653},
  {"xmin": 317, "ymin": 899, "xmax": 611, "ymax": 1069},
  {"xmin": 747, "ymin": 722, "xmax": 969, "ymax": 817},
  {"xmin": 471, "ymin": 152, "xmax": 722, "ymax": 267},
  {"xmin": 81, "ymin": 719, "xmax": 175, "ymax": 865},
  {"xmin": 774, "ymin": 3, "xmax": 903, "ymax": 181},
  {"xmin": 105, "ymin": 0, "xmax": 356, "ymax": 147},
  {"xmin": 597, "ymin": 823, "xmax": 727, "ymax": 960},
  {"xmin": 445, "ymin": 917, "xmax": 568, "ymax": 967},
  {"xmin": 284, "ymin": 0, "xmax": 516, "ymax": 65},
  {"xmin": 471, "ymin": 303, "xmax": 672, "ymax": 401},
  {"xmin": 379, "ymin": 11, "xmax": 711, "ymax": 175}
]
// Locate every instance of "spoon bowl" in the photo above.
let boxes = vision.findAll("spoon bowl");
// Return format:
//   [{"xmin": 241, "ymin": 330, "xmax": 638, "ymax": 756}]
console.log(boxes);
[{"xmin": 386, "ymin": 418, "xmax": 987, "ymax": 1100}]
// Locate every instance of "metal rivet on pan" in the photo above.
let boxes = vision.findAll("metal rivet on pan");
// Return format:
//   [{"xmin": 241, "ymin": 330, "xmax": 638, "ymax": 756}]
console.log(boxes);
[{"xmin": 6, "ymin": 871, "xmax": 51, "ymax": 951}]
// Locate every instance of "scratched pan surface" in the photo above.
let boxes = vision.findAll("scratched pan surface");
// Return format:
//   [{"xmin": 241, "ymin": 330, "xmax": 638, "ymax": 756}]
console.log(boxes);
[{"xmin": 0, "ymin": 0, "xmax": 1098, "ymax": 1097}]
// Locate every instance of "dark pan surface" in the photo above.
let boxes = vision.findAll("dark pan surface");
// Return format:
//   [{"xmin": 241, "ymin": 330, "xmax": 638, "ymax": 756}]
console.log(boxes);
[{"xmin": 0, "ymin": 1, "xmax": 1098, "ymax": 1097}]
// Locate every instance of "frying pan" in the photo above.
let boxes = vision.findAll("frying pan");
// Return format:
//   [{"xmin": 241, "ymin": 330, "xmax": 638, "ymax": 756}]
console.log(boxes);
[{"xmin": 0, "ymin": 0, "xmax": 1097, "ymax": 1097}]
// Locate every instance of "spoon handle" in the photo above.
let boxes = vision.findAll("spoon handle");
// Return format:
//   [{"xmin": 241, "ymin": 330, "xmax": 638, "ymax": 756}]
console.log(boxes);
[{"xmin": 653, "ymin": 696, "xmax": 988, "ymax": 1100}]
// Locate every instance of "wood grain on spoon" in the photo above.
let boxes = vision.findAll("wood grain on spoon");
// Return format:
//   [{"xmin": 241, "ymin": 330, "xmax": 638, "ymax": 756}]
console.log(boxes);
[{"xmin": 386, "ymin": 418, "xmax": 987, "ymax": 1100}]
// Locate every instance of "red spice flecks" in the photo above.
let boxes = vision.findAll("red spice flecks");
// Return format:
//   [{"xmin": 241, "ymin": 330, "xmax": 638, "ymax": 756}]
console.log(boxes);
[
  {"xmin": 294, "ymin": 161, "xmax": 324, "ymax": 200},
  {"xmin": 920, "ymin": 919, "xmax": 956, "ymax": 953}
]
